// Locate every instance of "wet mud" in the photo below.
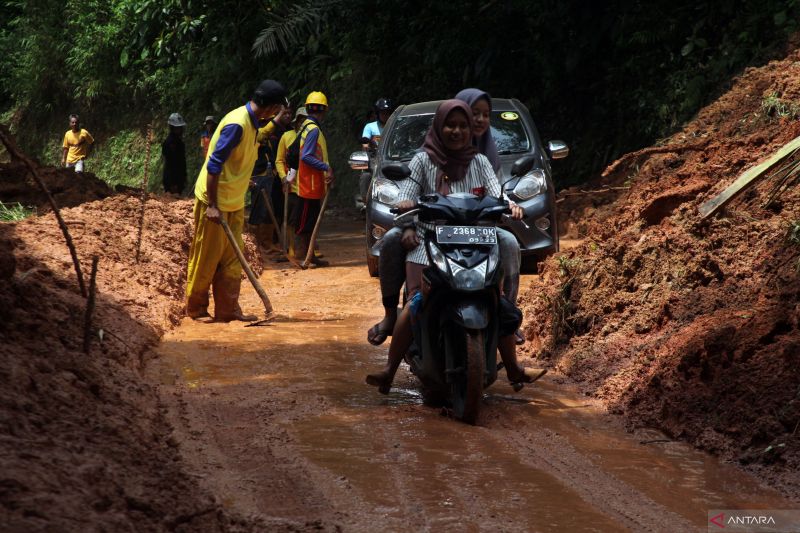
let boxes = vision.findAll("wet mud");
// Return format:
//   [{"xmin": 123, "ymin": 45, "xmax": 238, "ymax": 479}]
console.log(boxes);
[{"xmin": 150, "ymin": 220, "xmax": 793, "ymax": 531}]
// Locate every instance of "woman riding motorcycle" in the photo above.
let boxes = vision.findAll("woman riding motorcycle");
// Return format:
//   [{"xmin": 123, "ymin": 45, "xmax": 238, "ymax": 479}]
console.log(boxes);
[
  {"xmin": 365, "ymin": 100, "xmax": 545, "ymax": 394},
  {"xmin": 367, "ymin": 88, "xmax": 527, "ymax": 346}
]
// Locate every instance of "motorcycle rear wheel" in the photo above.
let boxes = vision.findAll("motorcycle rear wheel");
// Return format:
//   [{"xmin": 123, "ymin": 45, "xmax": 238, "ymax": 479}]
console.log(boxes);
[{"xmin": 451, "ymin": 329, "xmax": 485, "ymax": 424}]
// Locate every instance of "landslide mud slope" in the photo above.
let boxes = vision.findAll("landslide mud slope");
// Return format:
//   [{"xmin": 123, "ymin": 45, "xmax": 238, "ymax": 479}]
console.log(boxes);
[
  {"xmin": 522, "ymin": 48, "xmax": 800, "ymax": 496},
  {"xmin": 0, "ymin": 174, "xmax": 276, "ymax": 531}
]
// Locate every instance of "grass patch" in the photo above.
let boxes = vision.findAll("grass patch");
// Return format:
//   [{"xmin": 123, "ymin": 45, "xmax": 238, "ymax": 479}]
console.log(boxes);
[
  {"xmin": 0, "ymin": 201, "xmax": 34, "ymax": 221},
  {"xmin": 761, "ymin": 92, "xmax": 800, "ymax": 120}
]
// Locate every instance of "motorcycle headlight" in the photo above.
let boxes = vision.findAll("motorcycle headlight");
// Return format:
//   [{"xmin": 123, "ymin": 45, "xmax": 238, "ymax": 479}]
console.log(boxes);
[
  {"xmin": 448, "ymin": 258, "xmax": 487, "ymax": 290},
  {"xmin": 372, "ymin": 177, "xmax": 400, "ymax": 205},
  {"xmin": 427, "ymin": 242, "xmax": 449, "ymax": 274},
  {"xmin": 512, "ymin": 169, "xmax": 547, "ymax": 200}
]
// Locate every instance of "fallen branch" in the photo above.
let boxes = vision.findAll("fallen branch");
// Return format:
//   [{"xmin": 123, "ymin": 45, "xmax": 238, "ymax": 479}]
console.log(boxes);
[
  {"xmin": 135, "ymin": 124, "xmax": 153, "ymax": 263},
  {"xmin": 602, "ymin": 140, "xmax": 710, "ymax": 178},
  {"xmin": 0, "ymin": 125, "xmax": 87, "ymax": 297},
  {"xmin": 83, "ymin": 256, "xmax": 99, "ymax": 354},
  {"xmin": 558, "ymin": 186, "xmax": 631, "ymax": 198}
]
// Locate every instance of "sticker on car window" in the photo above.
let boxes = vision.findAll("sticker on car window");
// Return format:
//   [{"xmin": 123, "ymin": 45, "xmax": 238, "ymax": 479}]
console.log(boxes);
[{"xmin": 500, "ymin": 112, "xmax": 519, "ymax": 121}]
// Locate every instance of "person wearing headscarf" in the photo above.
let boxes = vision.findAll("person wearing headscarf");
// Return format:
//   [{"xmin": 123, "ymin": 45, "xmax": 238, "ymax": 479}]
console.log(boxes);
[
  {"xmin": 456, "ymin": 88, "xmax": 523, "ymax": 343},
  {"xmin": 365, "ymin": 100, "xmax": 545, "ymax": 394},
  {"xmin": 454, "ymin": 88, "xmax": 501, "ymax": 173}
]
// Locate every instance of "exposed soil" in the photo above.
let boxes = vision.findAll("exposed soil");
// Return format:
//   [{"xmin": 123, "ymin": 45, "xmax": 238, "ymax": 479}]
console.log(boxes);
[
  {"xmin": 0, "ymin": 160, "xmax": 276, "ymax": 531},
  {"xmin": 4, "ymin": 49, "xmax": 800, "ymax": 530},
  {"xmin": 522, "ymin": 47, "xmax": 800, "ymax": 497},
  {"xmin": 0, "ymin": 159, "xmax": 114, "ymax": 213}
]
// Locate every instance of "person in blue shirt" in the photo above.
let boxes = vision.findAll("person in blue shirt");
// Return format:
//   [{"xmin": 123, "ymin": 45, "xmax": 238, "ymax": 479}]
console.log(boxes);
[
  {"xmin": 360, "ymin": 97, "xmax": 394, "ymax": 151},
  {"xmin": 358, "ymin": 98, "xmax": 395, "ymax": 202}
]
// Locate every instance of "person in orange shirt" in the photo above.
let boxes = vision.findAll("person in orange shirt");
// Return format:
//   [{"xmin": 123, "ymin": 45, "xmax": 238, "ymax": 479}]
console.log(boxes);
[
  {"xmin": 61, "ymin": 114, "xmax": 94, "ymax": 172},
  {"xmin": 200, "ymin": 116, "xmax": 217, "ymax": 160}
]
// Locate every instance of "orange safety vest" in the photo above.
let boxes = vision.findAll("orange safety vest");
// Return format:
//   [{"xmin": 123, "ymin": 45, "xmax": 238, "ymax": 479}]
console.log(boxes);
[{"xmin": 297, "ymin": 120, "xmax": 328, "ymax": 200}]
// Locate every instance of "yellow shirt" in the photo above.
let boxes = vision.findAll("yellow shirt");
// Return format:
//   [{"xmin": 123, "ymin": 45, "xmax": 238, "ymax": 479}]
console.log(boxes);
[
  {"xmin": 62, "ymin": 129, "xmax": 94, "ymax": 164},
  {"xmin": 275, "ymin": 130, "xmax": 299, "ymax": 194},
  {"xmin": 194, "ymin": 105, "xmax": 259, "ymax": 212}
]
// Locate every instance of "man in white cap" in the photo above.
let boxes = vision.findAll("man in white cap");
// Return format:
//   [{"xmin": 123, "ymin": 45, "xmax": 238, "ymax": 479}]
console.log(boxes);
[{"xmin": 162, "ymin": 112, "xmax": 187, "ymax": 194}]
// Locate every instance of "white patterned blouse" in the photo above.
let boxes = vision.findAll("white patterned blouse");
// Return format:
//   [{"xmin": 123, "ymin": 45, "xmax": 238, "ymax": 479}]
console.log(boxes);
[{"xmin": 397, "ymin": 151, "xmax": 502, "ymax": 265}]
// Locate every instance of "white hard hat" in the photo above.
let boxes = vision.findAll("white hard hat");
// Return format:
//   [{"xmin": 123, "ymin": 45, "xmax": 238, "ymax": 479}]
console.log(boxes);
[{"xmin": 167, "ymin": 113, "xmax": 186, "ymax": 127}]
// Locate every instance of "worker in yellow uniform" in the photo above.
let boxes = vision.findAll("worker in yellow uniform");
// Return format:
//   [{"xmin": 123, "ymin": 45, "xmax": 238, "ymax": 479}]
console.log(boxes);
[
  {"xmin": 186, "ymin": 79, "xmax": 288, "ymax": 322},
  {"xmin": 275, "ymin": 106, "xmax": 307, "ymax": 258},
  {"xmin": 290, "ymin": 92, "xmax": 333, "ymax": 267},
  {"xmin": 61, "ymin": 114, "xmax": 94, "ymax": 172}
]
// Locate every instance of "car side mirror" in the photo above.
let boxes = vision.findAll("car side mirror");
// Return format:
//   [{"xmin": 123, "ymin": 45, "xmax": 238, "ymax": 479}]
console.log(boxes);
[
  {"xmin": 381, "ymin": 162, "xmax": 411, "ymax": 181},
  {"xmin": 510, "ymin": 155, "xmax": 536, "ymax": 177},
  {"xmin": 547, "ymin": 140, "xmax": 569, "ymax": 160},
  {"xmin": 349, "ymin": 151, "xmax": 369, "ymax": 170}
]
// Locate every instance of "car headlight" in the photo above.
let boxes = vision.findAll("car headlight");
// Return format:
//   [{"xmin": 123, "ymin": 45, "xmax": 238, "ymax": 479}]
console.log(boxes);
[
  {"xmin": 372, "ymin": 177, "xmax": 400, "ymax": 205},
  {"xmin": 512, "ymin": 169, "xmax": 547, "ymax": 200},
  {"xmin": 448, "ymin": 258, "xmax": 487, "ymax": 290},
  {"xmin": 427, "ymin": 242, "xmax": 449, "ymax": 274}
]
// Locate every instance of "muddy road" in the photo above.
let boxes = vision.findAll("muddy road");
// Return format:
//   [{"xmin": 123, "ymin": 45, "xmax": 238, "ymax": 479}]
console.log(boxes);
[{"xmin": 147, "ymin": 219, "xmax": 792, "ymax": 532}]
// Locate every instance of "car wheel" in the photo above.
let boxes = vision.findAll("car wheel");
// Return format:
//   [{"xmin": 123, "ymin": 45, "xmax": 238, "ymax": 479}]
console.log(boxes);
[
  {"xmin": 521, "ymin": 254, "xmax": 540, "ymax": 274},
  {"xmin": 367, "ymin": 254, "xmax": 379, "ymax": 278},
  {"xmin": 365, "ymin": 207, "xmax": 379, "ymax": 278}
]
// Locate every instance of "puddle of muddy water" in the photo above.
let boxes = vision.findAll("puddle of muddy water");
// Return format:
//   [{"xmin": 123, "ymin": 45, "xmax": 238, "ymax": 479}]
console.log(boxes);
[{"xmin": 150, "ymin": 223, "xmax": 795, "ymax": 531}]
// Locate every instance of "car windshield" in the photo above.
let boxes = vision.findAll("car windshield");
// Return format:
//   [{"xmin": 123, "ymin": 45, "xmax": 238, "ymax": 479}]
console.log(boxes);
[{"xmin": 386, "ymin": 111, "xmax": 532, "ymax": 160}]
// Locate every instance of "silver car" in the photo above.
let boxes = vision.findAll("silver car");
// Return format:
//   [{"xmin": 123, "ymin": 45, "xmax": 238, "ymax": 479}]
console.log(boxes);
[{"xmin": 349, "ymin": 98, "xmax": 568, "ymax": 277}]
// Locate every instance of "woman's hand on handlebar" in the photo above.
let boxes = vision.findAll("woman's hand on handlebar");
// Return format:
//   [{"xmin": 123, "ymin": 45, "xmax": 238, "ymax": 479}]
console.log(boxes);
[
  {"xmin": 395, "ymin": 200, "xmax": 415, "ymax": 212},
  {"xmin": 401, "ymin": 227, "xmax": 420, "ymax": 250},
  {"xmin": 509, "ymin": 201, "xmax": 524, "ymax": 220}
]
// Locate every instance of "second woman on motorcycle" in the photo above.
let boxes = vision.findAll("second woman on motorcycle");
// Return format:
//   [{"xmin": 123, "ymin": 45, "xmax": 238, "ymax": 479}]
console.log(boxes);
[{"xmin": 365, "ymin": 99, "xmax": 545, "ymax": 394}]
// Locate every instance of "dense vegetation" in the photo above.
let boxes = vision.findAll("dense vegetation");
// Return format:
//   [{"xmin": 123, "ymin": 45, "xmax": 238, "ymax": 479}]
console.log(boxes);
[{"xmin": 1, "ymin": 0, "xmax": 798, "ymax": 202}]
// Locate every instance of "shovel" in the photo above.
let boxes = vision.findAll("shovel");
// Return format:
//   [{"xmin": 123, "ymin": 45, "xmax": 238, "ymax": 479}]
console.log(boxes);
[
  {"xmin": 301, "ymin": 189, "xmax": 330, "ymax": 269},
  {"xmin": 219, "ymin": 217, "xmax": 275, "ymax": 320}
]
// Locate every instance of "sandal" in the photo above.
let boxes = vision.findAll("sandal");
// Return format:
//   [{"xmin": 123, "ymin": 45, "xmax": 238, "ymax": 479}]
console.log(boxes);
[
  {"xmin": 367, "ymin": 323, "xmax": 392, "ymax": 346},
  {"xmin": 365, "ymin": 372, "xmax": 392, "ymax": 395},
  {"xmin": 509, "ymin": 367, "xmax": 547, "ymax": 384}
]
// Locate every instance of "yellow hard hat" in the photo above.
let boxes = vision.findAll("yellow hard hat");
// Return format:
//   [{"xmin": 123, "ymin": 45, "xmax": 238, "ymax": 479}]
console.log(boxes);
[{"xmin": 305, "ymin": 91, "xmax": 328, "ymax": 107}]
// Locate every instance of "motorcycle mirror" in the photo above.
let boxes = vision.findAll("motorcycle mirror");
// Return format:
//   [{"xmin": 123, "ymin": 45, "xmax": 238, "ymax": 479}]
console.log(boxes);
[
  {"xmin": 381, "ymin": 162, "xmax": 412, "ymax": 181},
  {"xmin": 510, "ymin": 155, "xmax": 537, "ymax": 177}
]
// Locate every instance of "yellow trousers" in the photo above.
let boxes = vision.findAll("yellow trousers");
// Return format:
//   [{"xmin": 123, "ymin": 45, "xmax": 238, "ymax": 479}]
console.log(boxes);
[{"xmin": 185, "ymin": 200, "xmax": 245, "ymax": 319}]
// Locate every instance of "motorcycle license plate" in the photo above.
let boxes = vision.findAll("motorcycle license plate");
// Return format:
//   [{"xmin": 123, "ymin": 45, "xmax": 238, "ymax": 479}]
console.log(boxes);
[{"xmin": 435, "ymin": 226, "xmax": 497, "ymax": 245}]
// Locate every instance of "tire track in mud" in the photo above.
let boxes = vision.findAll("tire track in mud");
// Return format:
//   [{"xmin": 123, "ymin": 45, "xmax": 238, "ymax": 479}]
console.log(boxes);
[{"xmin": 148, "ymin": 218, "xmax": 793, "ymax": 532}]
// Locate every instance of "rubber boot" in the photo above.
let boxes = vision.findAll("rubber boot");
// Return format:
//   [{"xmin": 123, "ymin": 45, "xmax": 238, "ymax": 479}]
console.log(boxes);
[
  {"xmin": 186, "ymin": 291, "xmax": 210, "ymax": 319},
  {"xmin": 294, "ymin": 235, "xmax": 311, "ymax": 267},
  {"xmin": 212, "ymin": 273, "xmax": 256, "ymax": 322}
]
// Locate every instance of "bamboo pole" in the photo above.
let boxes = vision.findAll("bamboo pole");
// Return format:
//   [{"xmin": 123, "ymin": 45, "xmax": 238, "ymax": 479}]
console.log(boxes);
[
  {"xmin": 302, "ymin": 190, "xmax": 330, "ymax": 269},
  {"xmin": 135, "ymin": 124, "xmax": 153, "ymax": 263},
  {"xmin": 0, "ymin": 126, "xmax": 87, "ymax": 297},
  {"xmin": 83, "ymin": 256, "xmax": 99, "ymax": 354}
]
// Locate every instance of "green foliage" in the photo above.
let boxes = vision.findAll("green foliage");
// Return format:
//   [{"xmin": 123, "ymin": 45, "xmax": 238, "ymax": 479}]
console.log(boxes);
[
  {"xmin": 788, "ymin": 220, "xmax": 800, "ymax": 246},
  {"xmin": 761, "ymin": 92, "xmax": 800, "ymax": 120},
  {"xmin": 0, "ymin": 201, "xmax": 34, "ymax": 221},
  {"xmin": 1, "ymin": 0, "xmax": 799, "ymax": 202}
]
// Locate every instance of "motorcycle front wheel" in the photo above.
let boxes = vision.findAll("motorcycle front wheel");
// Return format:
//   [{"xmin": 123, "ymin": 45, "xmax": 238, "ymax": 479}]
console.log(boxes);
[{"xmin": 451, "ymin": 329, "xmax": 485, "ymax": 424}]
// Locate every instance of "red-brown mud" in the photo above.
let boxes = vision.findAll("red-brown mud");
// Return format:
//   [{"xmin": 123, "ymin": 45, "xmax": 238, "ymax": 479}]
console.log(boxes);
[
  {"xmin": 522, "ymin": 48, "xmax": 800, "ymax": 497},
  {"xmin": 0, "ymin": 166, "xmax": 279, "ymax": 531},
  {"xmin": 0, "ymin": 160, "xmax": 114, "ymax": 213}
]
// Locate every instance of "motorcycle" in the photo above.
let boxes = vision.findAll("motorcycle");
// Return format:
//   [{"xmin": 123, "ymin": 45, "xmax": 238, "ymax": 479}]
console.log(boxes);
[{"xmin": 383, "ymin": 161, "xmax": 527, "ymax": 424}]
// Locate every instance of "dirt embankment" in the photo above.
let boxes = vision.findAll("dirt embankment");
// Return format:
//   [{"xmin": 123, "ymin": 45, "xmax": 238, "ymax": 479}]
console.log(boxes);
[
  {"xmin": 521, "ymin": 49, "xmax": 800, "ymax": 496},
  {"xmin": 0, "ymin": 161, "xmax": 270, "ymax": 530}
]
